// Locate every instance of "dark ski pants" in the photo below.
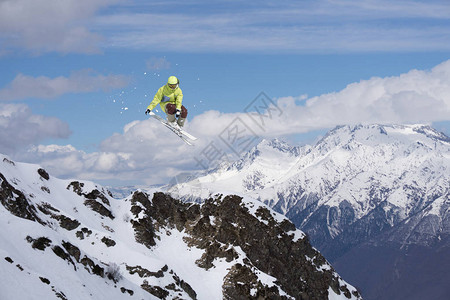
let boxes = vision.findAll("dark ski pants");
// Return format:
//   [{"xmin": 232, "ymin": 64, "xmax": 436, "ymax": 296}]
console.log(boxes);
[
  {"xmin": 165, "ymin": 104, "xmax": 188, "ymax": 118},
  {"xmin": 165, "ymin": 103, "xmax": 188, "ymax": 127}
]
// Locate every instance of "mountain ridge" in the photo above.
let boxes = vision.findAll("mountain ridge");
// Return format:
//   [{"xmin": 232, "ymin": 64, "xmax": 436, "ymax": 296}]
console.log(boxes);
[
  {"xmin": 171, "ymin": 123, "xmax": 450, "ymax": 300},
  {"xmin": 0, "ymin": 154, "xmax": 361, "ymax": 299}
]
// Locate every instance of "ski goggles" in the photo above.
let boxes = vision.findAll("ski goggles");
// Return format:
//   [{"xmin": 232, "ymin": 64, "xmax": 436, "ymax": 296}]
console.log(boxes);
[{"xmin": 168, "ymin": 84, "xmax": 178, "ymax": 89}]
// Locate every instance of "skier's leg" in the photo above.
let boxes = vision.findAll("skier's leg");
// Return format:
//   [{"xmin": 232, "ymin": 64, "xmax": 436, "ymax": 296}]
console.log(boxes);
[
  {"xmin": 177, "ymin": 106, "xmax": 188, "ymax": 127},
  {"xmin": 165, "ymin": 104, "xmax": 177, "ymax": 123}
]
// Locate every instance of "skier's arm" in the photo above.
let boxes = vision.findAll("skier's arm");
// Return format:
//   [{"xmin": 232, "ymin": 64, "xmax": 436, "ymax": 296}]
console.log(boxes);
[
  {"xmin": 175, "ymin": 89, "xmax": 183, "ymax": 110},
  {"xmin": 147, "ymin": 87, "xmax": 163, "ymax": 111}
]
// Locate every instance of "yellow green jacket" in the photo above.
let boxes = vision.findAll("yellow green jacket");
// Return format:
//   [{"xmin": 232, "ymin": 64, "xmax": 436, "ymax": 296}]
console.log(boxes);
[{"xmin": 147, "ymin": 84, "xmax": 183, "ymax": 112}]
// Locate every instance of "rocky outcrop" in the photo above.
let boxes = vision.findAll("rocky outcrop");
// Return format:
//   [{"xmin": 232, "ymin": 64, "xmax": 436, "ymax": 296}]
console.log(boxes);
[
  {"xmin": 0, "ymin": 172, "xmax": 44, "ymax": 224},
  {"xmin": 130, "ymin": 191, "xmax": 361, "ymax": 299},
  {"xmin": 67, "ymin": 181, "xmax": 115, "ymax": 219},
  {"xmin": 37, "ymin": 168, "xmax": 50, "ymax": 181}
]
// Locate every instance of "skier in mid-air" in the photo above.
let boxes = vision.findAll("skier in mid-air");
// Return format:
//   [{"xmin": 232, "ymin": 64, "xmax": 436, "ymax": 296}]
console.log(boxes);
[{"xmin": 145, "ymin": 76, "xmax": 188, "ymax": 128}]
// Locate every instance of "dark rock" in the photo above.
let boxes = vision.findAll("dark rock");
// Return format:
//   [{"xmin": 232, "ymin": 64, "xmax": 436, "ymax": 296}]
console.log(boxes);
[
  {"xmin": 80, "ymin": 256, "xmax": 105, "ymax": 277},
  {"xmin": 62, "ymin": 241, "xmax": 81, "ymax": 262},
  {"xmin": 67, "ymin": 181, "xmax": 84, "ymax": 195},
  {"xmin": 56, "ymin": 215, "xmax": 81, "ymax": 231},
  {"xmin": 68, "ymin": 181, "xmax": 112, "ymax": 208},
  {"xmin": 130, "ymin": 192, "xmax": 157, "ymax": 248},
  {"xmin": 41, "ymin": 186, "xmax": 51, "ymax": 193},
  {"xmin": 0, "ymin": 173, "xmax": 44, "ymax": 224},
  {"xmin": 53, "ymin": 289, "xmax": 68, "ymax": 300},
  {"xmin": 172, "ymin": 273, "xmax": 197, "ymax": 300},
  {"xmin": 2, "ymin": 158, "xmax": 15, "ymax": 165},
  {"xmin": 85, "ymin": 189, "xmax": 111, "ymax": 206},
  {"xmin": 141, "ymin": 281, "xmax": 170, "ymax": 299},
  {"xmin": 75, "ymin": 227, "xmax": 92, "ymax": 240},
  {"xmin": 101, "ymin": 236, "xmax": 116, "ymax": 247},
  {"xmin": 84, "ymin": 200, "xmax": 114, "ymax": 219},
  {"xmin": 39, "ymin": 277, "xmax": 50, "ymax": 285},
  {"xmin": 37, "ymin": 168, "xmax": 50, "ymax": 180},
  {"xmin": 4, "ymin": 257, "xmax": 13, "ymax": 263},
  {"xmin": 126, "ymin": 265, "xmax": 166, "ymax": 278},
  {"xmin": 37, "ymin": 202, "xmax": 60, "ymax": 215},
  {"xmin": 120, "ymin": 287, "xmax": 134, "ymax": 295},
  {"xmin": 36, "ymin": 202, "xmax": 80, "ymax": 231},
  {"xmin": 223, "ymin": 263, "xmax": 286, "ymax": 300},
  {"xmin": 29, "ymin": 236, "xmax": 52, "ymax": 251},
  {"xmin": 165, "ymin": 283, "xmax": 178, "ymax": 291},
  {"xmin": 52, "ymin": 246, "xmax": 75, "ymax": 268}
]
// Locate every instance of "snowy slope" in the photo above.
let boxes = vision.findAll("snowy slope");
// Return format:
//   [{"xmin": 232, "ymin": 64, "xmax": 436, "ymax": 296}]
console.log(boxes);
[
  {"xmin": 0, "ymin": 157, "xmax": 151, "ymax": 300},
  {"xmin": 171, "ymin": 139, "xmax": 307, "ymax": 205},
  {"xmin": 0, "ymin": 154, "xmax": 361, "ymax": 300}
]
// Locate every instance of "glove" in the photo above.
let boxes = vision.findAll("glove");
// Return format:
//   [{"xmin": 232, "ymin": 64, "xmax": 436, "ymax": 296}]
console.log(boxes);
[
  {"xmin": 175, "ymin": 109, "xmax": 181, "ymax": 118},
  {"xmin": 145, "ymin": 109, "xmax": 151, "ymax": 115}
]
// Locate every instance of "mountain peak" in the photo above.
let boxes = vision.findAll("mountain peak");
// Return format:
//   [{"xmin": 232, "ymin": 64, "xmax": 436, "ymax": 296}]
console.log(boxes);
[
  {"xmin": 315, "ymin": 123, "xmax": 450, "ymax": 151},
  {"xmin": 257, "ymin": 138, "xmax": 299, "ymax": 154},
  {"xmin": 219, "ymin": 138, "xmax": 303, "ymax": 174},
  {"xmin": 409, "ymin": 124, "xmax": 450, "ymax": 143},
  {"xmin": 169, "ymin": 123, "xmax": 449, "ymax": 300}
]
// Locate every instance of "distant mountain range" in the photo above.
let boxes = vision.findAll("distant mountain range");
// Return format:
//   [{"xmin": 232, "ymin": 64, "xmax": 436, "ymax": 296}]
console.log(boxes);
[
  {"xmin": 0, "ymin": 154, "xmax": 360, "ymax": 299},
  {"xmin": 172, "ymin": 124, "xmax": 450, "ymax": 300}
]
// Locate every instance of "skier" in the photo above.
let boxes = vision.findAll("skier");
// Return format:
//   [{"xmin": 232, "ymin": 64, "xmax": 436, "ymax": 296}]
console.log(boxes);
[{"xmin": 145, "ymin": 76, "xmax": 188, "ymax": 128}]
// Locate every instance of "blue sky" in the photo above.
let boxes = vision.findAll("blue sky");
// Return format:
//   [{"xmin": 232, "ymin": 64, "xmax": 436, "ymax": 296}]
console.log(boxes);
[{"xmin": 0, "ymin": 0, "xmax": 449, "ymax": 187}]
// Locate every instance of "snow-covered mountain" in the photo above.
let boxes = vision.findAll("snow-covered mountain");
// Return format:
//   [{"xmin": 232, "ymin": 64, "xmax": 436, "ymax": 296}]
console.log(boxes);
[
  {"xmin": 0, "ymin": 154, "xmax": 361, "ymax": 300},
  {"xmin": 172, "ymin": 124, "xmax": 450, "ymax": 300}
]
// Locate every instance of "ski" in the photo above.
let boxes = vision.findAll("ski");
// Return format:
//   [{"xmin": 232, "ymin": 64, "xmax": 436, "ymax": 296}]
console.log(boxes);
[
  {"xmin": 176, "ymin": 126, "xmax": 197, "ymax": 141},
  {"xmin": 149, "ymin": 112, "xmax": 197, "ymax": 145}
]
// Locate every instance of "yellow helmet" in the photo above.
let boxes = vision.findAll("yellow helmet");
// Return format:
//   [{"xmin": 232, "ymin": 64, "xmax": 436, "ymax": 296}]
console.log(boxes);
[{"xmin": 167, "ymin": 76, "xmax": 179, "ymax": 85}]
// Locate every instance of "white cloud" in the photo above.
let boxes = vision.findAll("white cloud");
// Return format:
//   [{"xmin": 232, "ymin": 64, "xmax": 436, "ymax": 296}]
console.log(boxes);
[
  {"xmin": 182, "ymin": 60, "xmax": 450, "ymax": 138},
  {"xmin": 183, "ymin": 59, "xmax": 450, "ymax": 138},
  {"xmin": 0, "ymin": 103, "xmax": 71, "ymax": 153},
  {"xmin": 2, "ymin": 0, "xmax": 449, "ymax": 54},
  {"xmin": 0, "ymin": 69, "xmax": 130, "ymax": 101},
  {"xmin": 275, "ymin": 59, "xmax": 450, "ymax": 132},
  {"xmin": 17, "ymin": 144, "xmax": 136, "ymax": 181},
  {"xmin": 94, "ymin": 1, "xmax": 450, "ymax": 53},
  {"xmin": 9, "ymin": 59, "xmax": 450, "ymax": 186},
  {"xmin": 13, "ymin": 118, "xmax": 203, "ymax": 185},
  {"xmin": 0, "ymin": 0, "xmax": 120, "ymax": 54}
]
